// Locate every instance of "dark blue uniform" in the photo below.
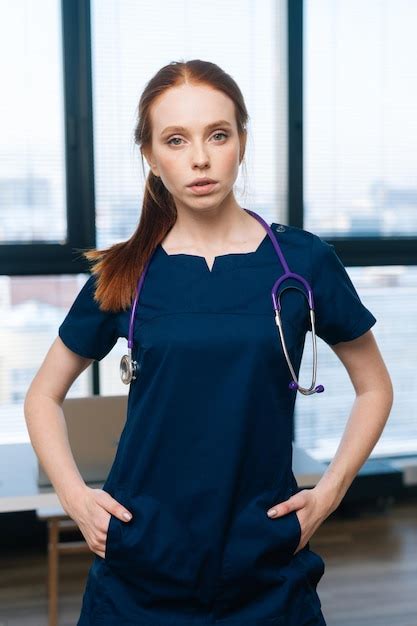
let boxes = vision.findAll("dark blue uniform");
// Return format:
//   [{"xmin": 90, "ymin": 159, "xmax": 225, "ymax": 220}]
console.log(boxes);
[{"xmin": 58, "ymin": 222, "xmax": 377, "ymax": 625}]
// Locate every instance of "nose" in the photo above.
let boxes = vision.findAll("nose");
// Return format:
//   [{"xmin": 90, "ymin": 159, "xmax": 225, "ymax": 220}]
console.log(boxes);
[{"xmin": 190, "ymin": 142, "xmax": 210, "ymax": 169}]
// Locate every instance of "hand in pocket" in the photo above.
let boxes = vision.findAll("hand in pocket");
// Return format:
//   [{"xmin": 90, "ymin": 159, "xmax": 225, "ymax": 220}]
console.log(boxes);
[
  {"xmin": 266, "ymin": 487, "xmax": 329, "ymax": 554},
  {"xmin": 69, "ymin": 486, "xmax": 133, "ymax": 559}
]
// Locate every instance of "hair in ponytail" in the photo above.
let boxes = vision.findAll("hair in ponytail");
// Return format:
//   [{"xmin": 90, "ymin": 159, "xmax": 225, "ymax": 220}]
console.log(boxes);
[{"xmin": 80, "ymin": 59, "xmax": 249, "ymax": 312}]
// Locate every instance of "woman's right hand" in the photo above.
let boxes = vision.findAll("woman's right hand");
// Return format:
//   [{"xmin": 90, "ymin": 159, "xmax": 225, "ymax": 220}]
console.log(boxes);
[{"xmin": 68, "ymin": 485, "xmax": 133, "ymax": 559}]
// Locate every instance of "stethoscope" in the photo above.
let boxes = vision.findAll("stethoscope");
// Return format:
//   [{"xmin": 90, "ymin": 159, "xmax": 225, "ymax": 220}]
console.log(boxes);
[{"xmin": 120, "ymin": 208, "xmax": 324, "ymax": 395}]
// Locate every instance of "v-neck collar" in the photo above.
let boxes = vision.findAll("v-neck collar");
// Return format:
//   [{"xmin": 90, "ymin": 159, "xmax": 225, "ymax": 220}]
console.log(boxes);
[{"xmin": 157, "ymin": 228, "xmax": 272, "ymax": 274}]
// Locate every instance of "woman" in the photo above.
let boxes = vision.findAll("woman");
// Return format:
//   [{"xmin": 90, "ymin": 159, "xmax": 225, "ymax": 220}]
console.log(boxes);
[{"xmin": 24, "ymin": 59, "xmax": 393, "ymax": 625}]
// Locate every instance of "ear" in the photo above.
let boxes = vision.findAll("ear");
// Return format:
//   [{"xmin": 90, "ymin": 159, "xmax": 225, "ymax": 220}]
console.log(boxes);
[
  {"xmin": 141, "ymin": 147, "xmax": 159, "ymax": 177},
  {"xmin": 239, "ymin": 133, "xmax": 247, "ymax": 164}
]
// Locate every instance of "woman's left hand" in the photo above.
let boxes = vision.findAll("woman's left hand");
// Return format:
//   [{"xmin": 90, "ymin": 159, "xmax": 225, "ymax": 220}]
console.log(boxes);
[{"xmin": 266, "ymin": 487, "xmax": 332, "ymax": 554}]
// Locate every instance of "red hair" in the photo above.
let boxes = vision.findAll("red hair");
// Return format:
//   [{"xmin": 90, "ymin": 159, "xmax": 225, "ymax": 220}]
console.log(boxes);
[{"xmin": 79, "ymin": 59, "xmax": 249, "ymax": 312}]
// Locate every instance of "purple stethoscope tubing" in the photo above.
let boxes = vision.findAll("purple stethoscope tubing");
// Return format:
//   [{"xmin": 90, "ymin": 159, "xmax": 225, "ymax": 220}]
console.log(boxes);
[{"xmin": 120, "ymin": 208, "xmax": 324, "ymax": 395}]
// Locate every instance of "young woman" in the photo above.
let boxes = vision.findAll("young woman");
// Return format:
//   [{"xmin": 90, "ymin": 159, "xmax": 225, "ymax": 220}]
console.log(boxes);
[{"xmin": 24, "ymin": 59, "xmax": 393, "ymax": 626}]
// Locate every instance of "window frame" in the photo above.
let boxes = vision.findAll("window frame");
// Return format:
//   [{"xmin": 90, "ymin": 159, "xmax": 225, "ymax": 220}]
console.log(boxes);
[{"xmin": 2, "ymin": 0, "xmax": 415, "ymax": 424}]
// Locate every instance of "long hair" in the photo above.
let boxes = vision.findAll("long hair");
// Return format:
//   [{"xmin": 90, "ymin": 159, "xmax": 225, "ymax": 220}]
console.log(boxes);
[{"xmin": 80, "ymin": 59, "xmax": 249, "ymax": 312}]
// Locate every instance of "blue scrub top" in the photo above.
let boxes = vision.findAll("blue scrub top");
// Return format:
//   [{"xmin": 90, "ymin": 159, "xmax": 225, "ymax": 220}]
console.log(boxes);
[{"xmin": 58, "ymin": 222, "xmax": 377, "ymax": 626}]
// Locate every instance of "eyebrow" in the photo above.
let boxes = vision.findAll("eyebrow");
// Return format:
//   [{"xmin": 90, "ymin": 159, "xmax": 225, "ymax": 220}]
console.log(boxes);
[{"xmin": 160, "ymin": 120, "xmax": 233, "ymax": 137}]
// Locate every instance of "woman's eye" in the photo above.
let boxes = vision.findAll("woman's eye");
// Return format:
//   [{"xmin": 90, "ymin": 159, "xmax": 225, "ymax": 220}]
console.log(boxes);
[
  {"xmin": 166, "ymin": 131, "xmax": 228, "ymax": 146},
  {"xmin": 167, "ymin": 137, "xmax": 183, "ymax": 146},
  {"xmin": 212, "ymin": 131, "xmax": 228, "ymax": 141}
]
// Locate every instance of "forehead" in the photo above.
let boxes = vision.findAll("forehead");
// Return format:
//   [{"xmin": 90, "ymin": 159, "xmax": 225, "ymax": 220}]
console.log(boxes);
[{"xmin": 150, "ymin": 84, "xmax": 236, "ymax": 133}]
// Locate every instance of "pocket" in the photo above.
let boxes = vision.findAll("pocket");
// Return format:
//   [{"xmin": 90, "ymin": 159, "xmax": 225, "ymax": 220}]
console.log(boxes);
[
  {"xmin": 103, "ymin": 486, "xmax": 125, "ymax": 562},
  {"xmin": 103, "ymin": 491, "xmax": 204, "ymax": 607},
  {"xmin": 218, "ymin": 487, "xmax": 302, "ymax": 608},
  {"xmin": 104, "ymin": 508, "xmax": 121, "ymax": 562},
  {"xmin": 292, "ymin": 508, "xmax": 302, "ymax": 552}
]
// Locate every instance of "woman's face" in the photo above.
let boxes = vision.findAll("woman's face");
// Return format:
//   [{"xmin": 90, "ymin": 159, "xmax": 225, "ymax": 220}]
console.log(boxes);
[{"xmin": 144, "ymin": 83, "xmax": 244, "ymax": 213}]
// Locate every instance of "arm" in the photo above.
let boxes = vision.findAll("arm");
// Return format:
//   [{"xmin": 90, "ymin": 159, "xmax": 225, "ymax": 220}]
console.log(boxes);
[
  {"xmin": 24, "ymin": 337, "xmax": 132, "ymax": 558},
  {"xmin": 313, "ymin": 328, "xmax": 394, "ymax": 514},
  {"xmin": 24, "ymin": 336, "xmax": 95, "ymax": 514},
  {"xmin": 267, "ymin": 329, "xmax": 393, "ymax": 550}
]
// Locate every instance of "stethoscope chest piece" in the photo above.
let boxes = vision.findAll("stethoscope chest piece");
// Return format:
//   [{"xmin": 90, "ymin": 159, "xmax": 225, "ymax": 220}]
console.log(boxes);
[{"xmin": 120, "ymin": 349, "xmax": 138, "ymax": 385}]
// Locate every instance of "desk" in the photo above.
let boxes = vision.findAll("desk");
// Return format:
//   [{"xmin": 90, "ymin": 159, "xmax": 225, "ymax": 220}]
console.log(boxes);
[{"xmin": 0, "ymin": 442, "xmax": 327, "ymax": 513}]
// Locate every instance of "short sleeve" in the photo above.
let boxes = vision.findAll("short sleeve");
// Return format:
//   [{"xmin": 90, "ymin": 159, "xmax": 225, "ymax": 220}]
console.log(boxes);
[
  {"xmin": 58, "ymin": 274, "xmax": 119, "ymax": 360},
  {"xmin": 310, "ymin": 234, "xmax": 377, "ymax": 345}
]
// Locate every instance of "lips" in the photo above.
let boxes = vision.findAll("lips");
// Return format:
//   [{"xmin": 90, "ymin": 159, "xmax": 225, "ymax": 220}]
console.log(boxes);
[
  {"xmin": 188, "ymin": 181, "xmax": 218, "ymax": 195},
  {"xmin": 187, "ymin": 178, "xmax": 217, "ymax": 187}
]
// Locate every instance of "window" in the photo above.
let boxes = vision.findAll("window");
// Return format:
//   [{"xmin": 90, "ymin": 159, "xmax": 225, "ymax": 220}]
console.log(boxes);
[
  {"xmin": 296, "ymin": 265, "xmax": 417, "ymax": 460},
  {"xmin": 0, "ymin": 0, "xmax": 67, "ymax": 244},
  {"xmin": 0, "ymin": 275, "xmax": 93, "ymax": 445},
  {"xmin": 299, "ymin": 0, "xmax": 417, "ymax": 459},
  {"xmin": 304, "ymin": 0, "xmax": 417, "ymax": 237},
  {"xmin": 4, "ymin": 0, "xmax": 412, "ymax": 461}
]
